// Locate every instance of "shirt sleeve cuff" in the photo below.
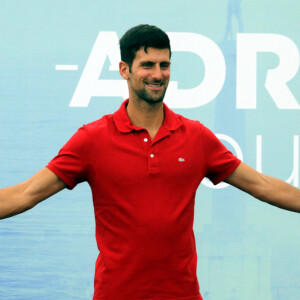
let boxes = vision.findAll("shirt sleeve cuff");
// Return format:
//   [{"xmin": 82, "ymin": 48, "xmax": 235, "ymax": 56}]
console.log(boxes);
[
  {"xmin": 46, "ymin": 163, "xmax": 77, "ymax": 190},
  {"xmin": 210, "ymin": 159, "xmax": 242, "ymax": 185}
]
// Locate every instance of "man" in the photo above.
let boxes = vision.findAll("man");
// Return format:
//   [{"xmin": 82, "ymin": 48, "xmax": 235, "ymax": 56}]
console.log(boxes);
[{"xmin": 0, "ymin": 24, "xmax": 299, "ymax": 300}]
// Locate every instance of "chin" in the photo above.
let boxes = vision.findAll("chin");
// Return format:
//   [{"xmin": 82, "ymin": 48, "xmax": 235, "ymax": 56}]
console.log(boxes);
[
  {"xmin": 144, "ymin": 97, "xmax": 164, "ymax": 104},
  {"xmin": 141, "ymin": 91, "xmax": 166, "ymax": 104},
  {"xmin": 132, "ymin": 87, "xmax": 167, "ymax": 105}
]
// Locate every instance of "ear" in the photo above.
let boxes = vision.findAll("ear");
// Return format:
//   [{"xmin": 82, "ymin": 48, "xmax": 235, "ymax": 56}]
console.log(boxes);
[{"xmin": 119, "ymin": 61, "xmax": 130, "ymax": 80}]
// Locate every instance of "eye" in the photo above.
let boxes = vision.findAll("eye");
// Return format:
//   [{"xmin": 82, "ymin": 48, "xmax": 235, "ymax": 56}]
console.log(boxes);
[
  {"xmin": 142, "ymin": 62, "xmax": 154, "ymax": 68},
  {"xmin": 160, "ymin": 63, "xmax": 170, "ymax": 69}
]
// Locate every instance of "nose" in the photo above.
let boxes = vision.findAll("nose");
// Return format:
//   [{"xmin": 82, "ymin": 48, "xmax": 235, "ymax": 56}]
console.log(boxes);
[{"xmin": 151, "ymin": 65, "xmax": 163, "ymax": 81}]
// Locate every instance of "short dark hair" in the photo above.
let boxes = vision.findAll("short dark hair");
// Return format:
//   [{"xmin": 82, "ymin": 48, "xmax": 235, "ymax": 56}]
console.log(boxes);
[{"xmin": 119, "ymin": 24, "xmax": 171, "ymax": 70}]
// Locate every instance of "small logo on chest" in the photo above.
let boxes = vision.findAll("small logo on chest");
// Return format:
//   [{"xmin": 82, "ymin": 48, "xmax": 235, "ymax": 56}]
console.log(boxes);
[{"xmin": 178, "ymin": 157, "xmax": 185, "ymax": 162}]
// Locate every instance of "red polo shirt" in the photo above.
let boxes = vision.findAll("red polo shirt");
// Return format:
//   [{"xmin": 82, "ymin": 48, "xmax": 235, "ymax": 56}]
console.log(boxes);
[{"xmin": 47, "ymin": 99, "xmax": 241, "ymax": 300}]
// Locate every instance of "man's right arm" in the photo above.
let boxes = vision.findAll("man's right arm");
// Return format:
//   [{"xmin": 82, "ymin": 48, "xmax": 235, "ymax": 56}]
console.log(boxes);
[{"xmin": 0, "ymin": 168, "xmax": 66, "ymax": 220}]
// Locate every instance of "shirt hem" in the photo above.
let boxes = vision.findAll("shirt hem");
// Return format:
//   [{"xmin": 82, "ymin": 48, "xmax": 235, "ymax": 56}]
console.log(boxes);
[{"xmin": 93, "ymin": 293, "xmax": 202, "ymax": 300}]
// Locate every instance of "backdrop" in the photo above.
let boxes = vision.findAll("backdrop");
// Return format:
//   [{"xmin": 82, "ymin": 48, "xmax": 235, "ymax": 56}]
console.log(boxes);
[{"xmin": 0, "ymin": 1, "xmax": 299, "ymax": 299}]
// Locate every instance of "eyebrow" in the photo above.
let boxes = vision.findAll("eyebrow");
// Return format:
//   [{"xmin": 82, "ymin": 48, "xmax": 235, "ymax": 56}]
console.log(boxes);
[{"xmin": 139, "ymin": 60, "xmax": 171, "ymax": 65}]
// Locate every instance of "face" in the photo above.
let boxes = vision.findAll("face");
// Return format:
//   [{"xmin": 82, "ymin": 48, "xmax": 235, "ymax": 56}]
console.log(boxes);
[{"xmin": 120, "ymin": 47, "xmax": 171, "ymax": 104}]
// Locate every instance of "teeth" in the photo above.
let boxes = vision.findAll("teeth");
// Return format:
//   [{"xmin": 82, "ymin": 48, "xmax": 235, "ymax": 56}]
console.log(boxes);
[{"xmin": 147, "ymin": 83, "xmax": 161, "ymax": 87}]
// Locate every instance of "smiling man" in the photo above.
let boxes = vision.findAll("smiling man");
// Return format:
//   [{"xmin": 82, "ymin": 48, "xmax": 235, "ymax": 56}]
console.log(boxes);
[
  {"xmin": 120, "ymin": 46, "xmax": 171, "ymax": 140},
  {"xmin": 0, "ymin": 24, "xmax": 300, "ymax": 300}
]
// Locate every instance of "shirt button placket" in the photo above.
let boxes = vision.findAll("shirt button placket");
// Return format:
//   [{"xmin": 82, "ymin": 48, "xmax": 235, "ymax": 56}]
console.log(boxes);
[
  {"xmin": 141, "ymin": 133, "xmax": 150, "ymax": 157},
  {"xmin": 140, "ymin": 132, "xmax": 159, "ymax": 174}
]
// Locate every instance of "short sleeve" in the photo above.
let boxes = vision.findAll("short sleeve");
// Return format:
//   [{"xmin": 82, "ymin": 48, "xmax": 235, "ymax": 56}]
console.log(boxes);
[
  {"xmin": 200, "ymin": 124, "xmax": 241, "ymax": 185},
  {"xmin": 46, "ymin": 126, "xmax": 90, "ymax": 189}
]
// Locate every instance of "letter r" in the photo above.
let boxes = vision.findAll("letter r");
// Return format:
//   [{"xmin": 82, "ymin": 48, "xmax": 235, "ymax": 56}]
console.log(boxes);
[{"xmin": 237, "ymin": 33, "xmax": 300, "ymax": 109}]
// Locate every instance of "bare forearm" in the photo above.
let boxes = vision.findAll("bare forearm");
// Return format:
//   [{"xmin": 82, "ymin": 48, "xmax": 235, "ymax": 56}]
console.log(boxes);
[
  {"xmin": 0, "ymin": 168, "xmax": 66, "ymax": 220},
  {"xmin": 255, "ymin": 174, "xmax": 300, "ymax": 212},
  {"xmin": 225, "ymin": 162, "xmax": 300, "ymax": 213},
  {"xmin": 0, "ymin": 184, "xmax": 33, "ymax": 220}
]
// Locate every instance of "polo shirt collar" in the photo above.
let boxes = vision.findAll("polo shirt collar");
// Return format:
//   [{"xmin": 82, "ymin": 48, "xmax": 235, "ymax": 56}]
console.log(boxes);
[{"xmin": 113, "ymin": 99, "xmax": 182, "ymax": 133}]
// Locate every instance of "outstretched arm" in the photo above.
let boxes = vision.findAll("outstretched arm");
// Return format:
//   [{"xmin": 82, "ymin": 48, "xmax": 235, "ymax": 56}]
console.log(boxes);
[
  {"xmin": 224, "ymin": 162, "xmax": 300, "ymax": 212},
  {"xmin": 0, "ymin": 168, "xmax": 66, "ymax": 220}
]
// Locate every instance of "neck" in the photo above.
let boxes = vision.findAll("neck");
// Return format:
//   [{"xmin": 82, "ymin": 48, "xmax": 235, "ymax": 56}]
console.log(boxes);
[{"xmin": 126, "ymin": 98, "xmax": 164, "ymax": 140}]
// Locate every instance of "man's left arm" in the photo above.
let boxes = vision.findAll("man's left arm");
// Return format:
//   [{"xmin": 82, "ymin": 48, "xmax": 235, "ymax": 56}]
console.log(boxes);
[{"xmin": 224, "ymin": 162, "xmax": 300, "ymax": 212}]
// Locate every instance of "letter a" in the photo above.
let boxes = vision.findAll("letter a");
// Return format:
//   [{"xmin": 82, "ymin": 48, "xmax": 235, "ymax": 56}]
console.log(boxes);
[{"xmin": 69, "ymin": 32, "xmax": 127, "ymax": 107}]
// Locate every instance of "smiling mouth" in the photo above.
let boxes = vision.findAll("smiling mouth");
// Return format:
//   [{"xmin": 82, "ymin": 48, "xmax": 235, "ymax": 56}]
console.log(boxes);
[{"xmin": 145, "ymin": 82, "xmax": 164, "ymax": 89}]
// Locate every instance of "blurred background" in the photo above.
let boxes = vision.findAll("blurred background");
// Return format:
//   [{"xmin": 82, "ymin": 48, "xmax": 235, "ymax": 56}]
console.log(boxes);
[{"xmin": 0, "ymin": 1, "xmax": 299, "ymax": 299}]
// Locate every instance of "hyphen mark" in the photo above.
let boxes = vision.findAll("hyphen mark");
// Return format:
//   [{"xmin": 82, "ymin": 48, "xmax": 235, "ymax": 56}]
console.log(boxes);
[{"xmin": 55, "ymin": 65, "xmax": 78, "ymax": 71}]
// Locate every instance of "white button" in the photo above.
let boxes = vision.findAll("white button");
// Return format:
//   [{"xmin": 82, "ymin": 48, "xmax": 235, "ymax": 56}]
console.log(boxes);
[
  {"xmin": 144, "ymin": 138, "xmax": 148, "ymax": 142},
  {"xmin": 150, "ymin": 154, "xmax": 155, "ymax": 158}
]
